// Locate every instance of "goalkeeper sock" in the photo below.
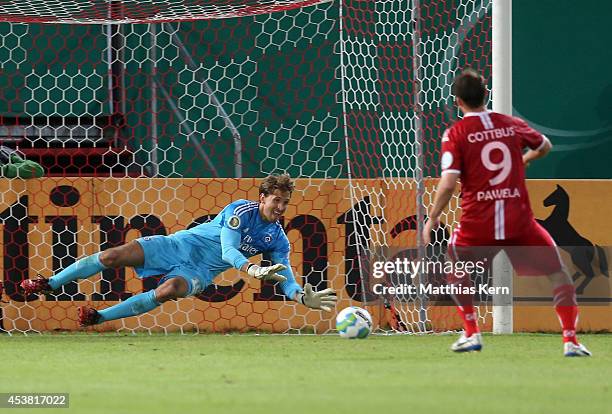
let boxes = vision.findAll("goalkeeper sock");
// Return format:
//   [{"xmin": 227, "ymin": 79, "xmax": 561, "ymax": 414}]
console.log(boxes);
[
  {"xmin": 48, "ymin": 252, "xmax": 107, "ymax": 290},
  {"xmin": 457, "ymin": 305, "xmax": 479, "ymax": 337},
  {"xmin": 553, "ymin": 284, "xmax": 579, "ymax": 344},
  {"xmin": 98, "ymin": 290, "xmax": 160, "ymax": 323}
]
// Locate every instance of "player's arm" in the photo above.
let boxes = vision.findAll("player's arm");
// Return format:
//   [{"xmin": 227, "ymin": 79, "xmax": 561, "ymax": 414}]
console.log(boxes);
[
  {"xmin": 423, "ymin": 129, "xmax": 461, "ymax": 244},
  {"xmin": 219, "ymin": 227, "xmax": 287, "ymax": 282},
  {"xmin": 522, "ymin": 136, "xmax": 552, "ymax": 166},
  {"xmin": 220, "ymin": 226, "xmax": 249, "ymax": 269},
  {"xmin": 423, "ymin": 172, "xmax": 459, "ymax": 245},
  {"xmin": 269, "ymin": 247, "xmax": 337, "ymax": 312},
  {"xmin": 268, "ymin": 250, "xmax": 301, "ymax": 299},
  {"xmin": 515, "ymin": 117, "xmax": 552, "ymax": 167}
]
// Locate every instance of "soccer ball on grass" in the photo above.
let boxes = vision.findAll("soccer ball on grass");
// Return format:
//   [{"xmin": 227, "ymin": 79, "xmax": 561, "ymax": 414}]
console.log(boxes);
[{"xmin": 336, "ymin": 306, "xmax": 372, "ymax": 339}]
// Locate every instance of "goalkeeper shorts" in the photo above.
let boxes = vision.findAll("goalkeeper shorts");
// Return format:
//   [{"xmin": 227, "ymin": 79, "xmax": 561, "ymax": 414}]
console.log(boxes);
[{"xmin": 133, "ymin": 235, "xmax": 212, "ymax": 296}]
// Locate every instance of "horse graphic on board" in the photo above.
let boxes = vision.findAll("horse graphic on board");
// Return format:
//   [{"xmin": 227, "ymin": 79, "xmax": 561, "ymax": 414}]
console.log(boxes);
[{"xmin": 536, "ymin": 185, "xmax": 609, "ymax": 294}]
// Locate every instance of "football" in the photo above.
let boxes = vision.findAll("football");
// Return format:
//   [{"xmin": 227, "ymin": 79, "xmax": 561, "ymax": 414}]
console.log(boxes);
[{"xmin": 336, "ymin": 306, "xmax": 373, "ymax": 339}]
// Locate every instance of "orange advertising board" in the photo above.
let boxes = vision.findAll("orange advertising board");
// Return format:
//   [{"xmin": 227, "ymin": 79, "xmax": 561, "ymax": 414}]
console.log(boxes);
[{"xmin": 0, "ymin": 178, "xmax": 609, "ymax": 333}]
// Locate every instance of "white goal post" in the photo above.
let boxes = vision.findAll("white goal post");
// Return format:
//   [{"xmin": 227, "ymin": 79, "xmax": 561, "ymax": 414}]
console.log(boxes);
[{"xmin": 492, "ymin": 0, "xmax": 513, "ymax": 334}]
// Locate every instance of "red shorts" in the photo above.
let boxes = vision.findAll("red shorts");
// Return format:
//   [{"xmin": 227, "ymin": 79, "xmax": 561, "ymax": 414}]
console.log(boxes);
[{"xmin": 448, "ymin": 220, "xmax": 564, "ymax": 276}]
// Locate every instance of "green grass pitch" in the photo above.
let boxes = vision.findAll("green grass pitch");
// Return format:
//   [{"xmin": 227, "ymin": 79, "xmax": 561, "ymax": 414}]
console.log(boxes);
[{"xmin": 1, "ymin": 333, "xmax": 609, "ymax": 414}]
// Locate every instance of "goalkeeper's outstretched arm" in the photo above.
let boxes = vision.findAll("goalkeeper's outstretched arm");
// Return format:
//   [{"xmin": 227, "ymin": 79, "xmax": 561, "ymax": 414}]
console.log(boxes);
[
  {"xmin": 220, "ymin": 226, "xmax": 287, "ymax": 283},
  {"xmin": 220, "ymin": 220, "xmax": 337, "ymax": 311},
  {"xmin": 270, "ymin": 249, "xmax": 337, "ymax": 312}
]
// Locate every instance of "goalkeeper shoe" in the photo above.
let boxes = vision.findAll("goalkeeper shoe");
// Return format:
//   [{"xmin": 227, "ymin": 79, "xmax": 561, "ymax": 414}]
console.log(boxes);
[
  {"xmin": 564, "ymin": 342, "xmax": 592, "ymax": 357},
  {"xmin": 451, "ymin": 332, "xmax": 483, "ymax": 353},
  {"xmin": 20, "ymin": 275, "xmax": 52, "ymax": 296},
  {"xmin": 78, "ymin": 306, "xmax": 101, "ymax": 327}
]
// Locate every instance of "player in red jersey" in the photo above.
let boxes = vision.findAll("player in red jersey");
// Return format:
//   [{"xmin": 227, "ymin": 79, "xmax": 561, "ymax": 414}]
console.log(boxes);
[{"xmin": 423, "ymin": 69, "xmax": 591, "ymax": 357}]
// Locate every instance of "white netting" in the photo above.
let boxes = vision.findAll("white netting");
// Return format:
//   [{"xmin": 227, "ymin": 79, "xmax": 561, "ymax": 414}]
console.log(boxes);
[
  {"xmin": 0, "ymin": 0, "xmax": 493, "ymax": 334},
  {"xmin": 0, "ymin": 0, "xmax": 333, "ymax": 24}
]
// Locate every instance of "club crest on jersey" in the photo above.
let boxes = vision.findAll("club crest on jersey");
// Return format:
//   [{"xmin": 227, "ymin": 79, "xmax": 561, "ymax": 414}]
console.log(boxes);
[
  {"xmin": 228, "ymin": 215, "xmax": 241, "ymax": 229},
  {"xmin": 264, "ymin": 235, "xmax": 272, "ymax": 243}
]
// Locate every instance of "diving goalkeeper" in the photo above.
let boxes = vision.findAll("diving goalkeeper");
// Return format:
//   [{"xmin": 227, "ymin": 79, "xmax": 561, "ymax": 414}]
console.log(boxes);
[{"xmin": 21, "ymin": 174, "xmax": 336, "ymax": 326}]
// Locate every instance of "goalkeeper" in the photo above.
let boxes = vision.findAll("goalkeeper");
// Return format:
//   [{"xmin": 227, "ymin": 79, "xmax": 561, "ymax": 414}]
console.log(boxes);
[{"xmin": 21, "ymin": 174, "xmax": 336, "ymax": 326}]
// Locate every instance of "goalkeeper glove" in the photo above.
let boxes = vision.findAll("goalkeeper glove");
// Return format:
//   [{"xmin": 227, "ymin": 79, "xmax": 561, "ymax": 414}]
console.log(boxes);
[
  {"xmin": 297, "ymin": 283, "xmax": 337, "ymax": 312},
  {"xmin": 247, "ymin": 263, "xmax": 287, "ymax": 283}
]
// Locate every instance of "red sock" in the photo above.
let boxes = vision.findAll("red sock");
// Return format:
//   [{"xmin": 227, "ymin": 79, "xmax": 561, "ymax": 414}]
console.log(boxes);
[
  {"xmin": 449, "ymin": 270, "xmax": 479, "ymax": 337},
  {"xmin": 456, "ymin": 304, "xmax": 480, "ymax": 337},
  {"xmin": 553, "ymin": 284, "xmax": 579, "ymax": 344}
]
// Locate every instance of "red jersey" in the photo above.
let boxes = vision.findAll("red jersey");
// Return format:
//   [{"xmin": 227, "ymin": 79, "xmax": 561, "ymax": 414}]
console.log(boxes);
[{"xmin": 441, "ymin": 111, "xmax": 547, "ymax": 242}]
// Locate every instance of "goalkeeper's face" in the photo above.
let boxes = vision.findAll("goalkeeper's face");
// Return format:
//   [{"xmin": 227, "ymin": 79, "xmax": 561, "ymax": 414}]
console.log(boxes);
[{"xmin": 259, "ymin": 189, "xmax": 291, "ymax": 222}]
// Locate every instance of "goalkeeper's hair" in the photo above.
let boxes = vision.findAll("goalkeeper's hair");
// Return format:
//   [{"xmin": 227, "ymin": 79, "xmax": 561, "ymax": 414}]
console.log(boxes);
[
  {"xmin": 259, "ymin": 173, "xmax": 295, "ymax": 196},
  {"xmin": 452, "ymin": 68, "xmax": 487, "ymax": 108}
]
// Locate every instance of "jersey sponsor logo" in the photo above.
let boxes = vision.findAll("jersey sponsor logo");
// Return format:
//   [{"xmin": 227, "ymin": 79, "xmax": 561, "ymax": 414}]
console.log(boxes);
[
  {"xmin": 228, "ymin": 215, "xmax": 241, "ymax": 229},
  {"xmin": 476, "ymin": 187, "xmax": 521, "ymax": 201},
  {"xmin": 467, "ymin": 126, "xmax": 515, "ymax": 143},
  {"xmin": 239, "ymin": 243, "xmax": 259, "ymax": 255},
  {"xmin": 441, "ymin": 151, "xmax": 453, "ymax": 169}
]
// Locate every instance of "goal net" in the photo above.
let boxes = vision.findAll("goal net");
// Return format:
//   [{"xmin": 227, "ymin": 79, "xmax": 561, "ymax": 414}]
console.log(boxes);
[{"xmin": 0, "ymin": 0, "xmax": 493, "ymax": 334}]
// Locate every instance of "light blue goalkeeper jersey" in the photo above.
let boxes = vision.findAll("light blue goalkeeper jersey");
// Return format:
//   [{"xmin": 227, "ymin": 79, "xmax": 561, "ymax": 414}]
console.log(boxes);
[{"xmin": 168, "ymin": 199, "xmax": 303, "ymax": 300}]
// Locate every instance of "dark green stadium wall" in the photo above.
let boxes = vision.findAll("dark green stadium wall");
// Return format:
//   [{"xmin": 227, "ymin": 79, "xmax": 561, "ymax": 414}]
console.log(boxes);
[
  {"xmin": 0, "ymin": 24, "xmax": 106, "ymax": 117},
  {"xmin": 0, "ymin": 1, "xmax": 608, "ymax": 178},
  {"xmin": 514, "ymin": 0, "xmax": 612, "ymax": 178}
]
